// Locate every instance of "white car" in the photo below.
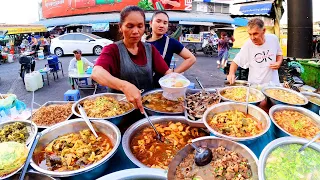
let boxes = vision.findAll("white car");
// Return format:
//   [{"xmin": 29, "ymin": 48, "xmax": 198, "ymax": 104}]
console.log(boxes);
[{"xmin": 50, "ymin": 33, "xmax": 113, "ymax": 57}]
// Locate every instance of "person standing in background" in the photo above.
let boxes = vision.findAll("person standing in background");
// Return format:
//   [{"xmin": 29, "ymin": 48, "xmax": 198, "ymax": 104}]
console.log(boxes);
[{"xmin": 217, "ymin": 32, "xmax": 230, "ymax": 69}]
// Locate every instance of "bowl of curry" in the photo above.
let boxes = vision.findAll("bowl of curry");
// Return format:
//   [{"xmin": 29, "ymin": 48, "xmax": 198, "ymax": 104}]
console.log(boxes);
[
  {"xmin": 218, "ymin": 86, "xmax": 265, "ymax": 105},
  {"xmin": 142, "ymin": 89, "xmax": 184, "ymax": 116},
  {"xmin": 122, "ymin": 116, "xmax": 208, "ymax": 169},
  {"xmin": 30, "ymin": 118, "xmax": 121, "ymax": 179}
]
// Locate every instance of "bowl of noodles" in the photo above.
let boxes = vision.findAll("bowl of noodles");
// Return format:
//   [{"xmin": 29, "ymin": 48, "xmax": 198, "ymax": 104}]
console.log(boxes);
[
  {"xmin": 218, "ymin": 86, "xmax": 265, "ymax": 105},
  {"xmin": 262, "ymin": 87, "xmax": 308, "ymax": 106},
  {"xmin": 203, "ymin": 102, "xmax": 271, "ymax": 145},
  {"xmin": 269, "ymin": 105, "xmax": 320, "ymax": 139}
]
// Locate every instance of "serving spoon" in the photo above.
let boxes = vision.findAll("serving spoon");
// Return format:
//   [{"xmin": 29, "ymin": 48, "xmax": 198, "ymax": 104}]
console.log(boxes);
[
  {"xmin": 298, "ymin": 133, "xmax": 320, "ymax": 152},
  {"xmin": 143, "ymin": 109, "xmax": 163, "ymax": 142},
  {"xmin": 190, "ymin": 142, "xmax": 213, "ymax": 166},
  {"xmin": 77, "ymin": 104, "xmax": 99, "ymax": 138},
  {"xmin": 244, "ymin": 83, "xmax": 251, "ymax": 115}
]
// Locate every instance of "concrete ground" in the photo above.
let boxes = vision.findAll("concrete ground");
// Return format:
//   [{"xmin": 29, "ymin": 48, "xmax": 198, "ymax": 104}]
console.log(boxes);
[{"xmin": 0, "ymin": 53, "xmax": 226, "ymax": 108}]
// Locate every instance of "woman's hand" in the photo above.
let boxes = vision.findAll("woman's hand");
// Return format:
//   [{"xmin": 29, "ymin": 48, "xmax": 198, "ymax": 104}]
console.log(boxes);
[{"xmin": 121, "ymin": 82, "xmax": 144, "ymax": 114}]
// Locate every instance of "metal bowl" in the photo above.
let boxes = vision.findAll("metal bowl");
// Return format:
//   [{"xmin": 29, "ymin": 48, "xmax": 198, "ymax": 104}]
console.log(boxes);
[
  {"xmin": 30, "ymin": 118, "xmax": 121, "ymax": 180},
  {"xmin": 269, "ymin": 105, "xmax": 320, "ymax": 138},
  {"xmin": 203, "ymin": 102, "xmax": 271, "ymax": 145},
  {"xmin": 224, "ymin": 80, "xmax": 249, "ymax": 86},
  {"xmin": 167, "ymin": 136, "xmax": 259, "ymax": 180},
  {"xmin": 218, "ymin": 86, "xmax": 265, "ymax": 105},
  {"xmin": 97, "ymin": 168, "xmax": 167, "ymax": 180},
  {"xmin": 72, "ymin": 93, "xmax": 135, "ymax": 125},
  {"xmin": 30, "ymin": 101, "xmax": 74, "ymax": 129},
  {"xmin": 11, "ymin": 172, "xmax": 56, "ymax": 180},
  {"xmin": 301, "ymin": 91, "xmax": 320, "ymax": 114},
  {"xmin": 258, "ymin": 136, "xmax": 320, "ymax": 180},
  {"xmin": 122, "ymin": 116, "xmax": 205, "ymax": 168},
  {"xmin": 0, "ymin": 119, "xmax": 38, "ymax": 145},
  {"xmin": 184, "ymin": 88, "xmax": 221, "ymax": 127},
  {"xmin": 142, "ymin": 89, "xmax": 184, "ymax": 116},
  {"xmin": 262, "ymin": 86, "xmax": 308, "ymax": 106}
]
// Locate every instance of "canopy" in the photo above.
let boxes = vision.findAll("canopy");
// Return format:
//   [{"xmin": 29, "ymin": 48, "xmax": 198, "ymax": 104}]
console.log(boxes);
[{"xmin": 0, "ymin": 25, "xmax": 47, "ymax": 35}]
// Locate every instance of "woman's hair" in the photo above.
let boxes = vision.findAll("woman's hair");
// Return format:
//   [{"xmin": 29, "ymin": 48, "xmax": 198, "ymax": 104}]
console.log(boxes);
[
  {"xmin": 119, "ymin": 6, "xmax": 145, "ymax": 26},
  {"xmin": 151, "ymin": 11, "xmax": 169, "ymax": 22},
  {"xmin": 220, "ymin": 31, "xmax": 227, "ymax": 37}
]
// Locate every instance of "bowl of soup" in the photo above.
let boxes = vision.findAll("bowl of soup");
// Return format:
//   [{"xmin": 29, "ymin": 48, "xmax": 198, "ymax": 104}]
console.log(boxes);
[
  {"xmin": 122, "ymin": 116, "xmax": 207, "ymax": 169},
  {"xmin": 301, "ymin": 91, "xmax": 320, "ymax": 114},
  {"xmin": 97, "ymin": 168, "xmax": 167, "ymax": 180},
  {"xmin": 259, "ymin": 137, "xmax": 320, "ymax": 180},
  {"xmin": 262, "ymin": 87, "xmax": 308, "ymax": 106}
]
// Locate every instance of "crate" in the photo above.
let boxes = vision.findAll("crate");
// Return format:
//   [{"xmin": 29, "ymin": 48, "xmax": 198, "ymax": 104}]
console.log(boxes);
[{"xmin": 300, "ymin": 61, "xmax": 320, "ymax": 88}]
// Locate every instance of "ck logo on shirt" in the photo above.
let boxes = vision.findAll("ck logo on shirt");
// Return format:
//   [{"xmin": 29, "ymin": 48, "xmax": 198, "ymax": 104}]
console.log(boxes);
[{"xmin": 254, "ymin": 50, "xmax": 274, "ymax": 63}]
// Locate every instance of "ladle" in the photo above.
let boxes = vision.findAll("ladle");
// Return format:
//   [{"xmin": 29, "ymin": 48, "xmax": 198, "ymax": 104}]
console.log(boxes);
[
  {"xmin": 195, "ymin": 77, "xmax": 205, "ymax": 90},
  {"xmin": 78, "ymin": 104, "xmax": 98, "ymax": 138},
  {"xmin": 299, "ymin": 133, "xmax": 320, "ymax": 152},
  {"xmin": 244, "ymin": 83, "xmax": 251, "ymax": 115},
  {"xmin": 190, "ymin": 142, "xmax": 213, "ymax": 166},
  {"xmin": 143, "ymin": 109, "xmax": 163, "ymax": 142}
]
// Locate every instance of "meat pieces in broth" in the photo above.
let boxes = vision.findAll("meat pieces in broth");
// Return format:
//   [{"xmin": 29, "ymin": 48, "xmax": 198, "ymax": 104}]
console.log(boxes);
[
  {"xmin": 175, "ymin": 146, "xmax": 253, "ymax": 180},
  {"xmin": 142, "ymin": 92, "xmax": 184, "ymax": 113},
  {"xmin": 131, "ymin": 122, "xmax": 206, "ymax": 169}
]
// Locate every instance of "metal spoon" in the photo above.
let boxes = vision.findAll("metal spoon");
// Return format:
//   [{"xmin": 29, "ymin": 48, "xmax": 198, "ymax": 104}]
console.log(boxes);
[
  {"xmin": 77, "ymin": 104, "xmax": 98, "ymax": 138},
  {"xmin": 190, "ymin": 142, "xmax": 213, "ymax": 166},
  {"xmin": 195, "ymin": 77, "xmax": 205, "ymax": 90},
  {"xmin": 19, "ymin": 132, "xmax": 42, "ymax": 180},
  {"xmin": 299, "ymin": 133, "xmax": 320, "ymax": 152},
  {"xmin": 143, "ymin": 109, "xmax": 163, "ymax": 142},
  {"xmin": 244, "ymin": 83, "xmax": 251, "ymax": 114},
  {"xmin": 119, "ymin": 89, "xmax": 145, "ymax": 102}
]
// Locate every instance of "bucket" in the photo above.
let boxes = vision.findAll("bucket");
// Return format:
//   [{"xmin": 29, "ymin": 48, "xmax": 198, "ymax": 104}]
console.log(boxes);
[
  {"xmin": 38, "ymin": 50, "xmax": 44, "ymax": 60},
  {"xmin": 7, "ymin": 54, "xmax": 13, "ymax": 63}
]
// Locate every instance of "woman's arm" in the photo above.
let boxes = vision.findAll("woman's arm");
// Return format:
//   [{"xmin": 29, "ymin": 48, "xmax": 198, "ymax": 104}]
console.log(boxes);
[
  {"xmin": 91, "ymin": 66, "xmax": 144, "ymax": 113},
  {"xmin": 173, "ymin": 47, "xmax": 196, "ymax": 73}
]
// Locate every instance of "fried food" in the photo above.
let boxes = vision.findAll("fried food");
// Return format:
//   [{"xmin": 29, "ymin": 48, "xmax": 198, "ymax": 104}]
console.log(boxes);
[{"xmin": 32, "ymin": 103, "xmax": 73, "ymax": 126}]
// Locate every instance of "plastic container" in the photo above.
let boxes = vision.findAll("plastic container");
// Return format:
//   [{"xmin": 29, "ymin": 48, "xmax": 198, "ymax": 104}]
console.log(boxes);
[
  {"xmin": 24, "ymin": 73, "xmax": 38, "ymax": 91},
  {"xmin": 37, "ymin": 50, "xmax": 44, "ymax": 60},
  {"xmin": 159, "ymin": 73, "xmax": 190, "ymax": 101},
  {"xmin": 47, "ymin": 55, "xmax": 59, "ymax": 71},
  {"xmin": 7, "ymin": 54, "xmax": 13, "ymax": 63},
  {"xmin": 32, "ymin": 71, "xmax": 43, "ymax": 89}
]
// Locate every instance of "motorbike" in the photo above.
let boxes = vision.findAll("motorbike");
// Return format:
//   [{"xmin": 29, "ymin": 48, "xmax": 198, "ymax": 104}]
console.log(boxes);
[
  {"xmin": 202, "ymin": 38, "xmax": 218, "ymax": 56},
  {"xmin": 279, "ymin": 57, "xmax": 305, "ymax": 92},
  {"xmin": 19, "ymin": 52, "xmax": 36, "ymax": 84}
]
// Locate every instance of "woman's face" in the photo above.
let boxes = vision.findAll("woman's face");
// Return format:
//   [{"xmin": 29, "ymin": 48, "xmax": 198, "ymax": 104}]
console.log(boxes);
[
  {"xmin": 151, "ymin": 13, "xmax": 169, "ymax": 35},
  {"xmin": 120, "ymin": 11, "xmax": 145, "ymax": 44}
]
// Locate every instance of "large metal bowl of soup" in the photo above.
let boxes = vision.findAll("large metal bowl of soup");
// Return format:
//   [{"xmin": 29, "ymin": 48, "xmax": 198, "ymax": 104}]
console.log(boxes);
[
  {"xmin": 122, "ymin": 116, "xmax": 208, "ymax": 169},
  {"xmin": 218, "ymin": 86, "xmax": 265, "ymax": 105},
  {"xmin": 259, "ymin": 137, "xmax": 320, "ymax": 180},
  {"xmin": 142, "ymin": 89, "xmax": 184, "ymax": 116},
  {"xmin": 0, "ymin": 120, "xmax": 38, "ymax": 146},
  {"xmin": 301, "ymin": 91, "xmax": 320, "ymax": 114},
  {"xmin": 30, "ymin": 118, "xmax": 121, "ymax": 180},
  {"xmin": 203, "ymin": 102, "xmax": 271, "ymax": 145},
  {"xmin": 262, "ymin": 86, "xmax": 308, "ymax": 106},
  {"xmin": 97, "ymin": 168, "xmax": 167, "ymax": 180},
  {"xmin": 168, "ymin": 136, "xmax": 259, "ymax": 180},
  {"xmin": 184, "ymin": 88, "xmax": 221, "ymax": 127},
  {"xmin": 11, "ymin": 172, "xmax": 56, "ymax": 180},
  {"xmin": 72, "ymin": 93, "xmax": 135, "ymax": 125},
  {"xmin": 269, "ymin": 105, "xmax": 320, "ymax": 139}
]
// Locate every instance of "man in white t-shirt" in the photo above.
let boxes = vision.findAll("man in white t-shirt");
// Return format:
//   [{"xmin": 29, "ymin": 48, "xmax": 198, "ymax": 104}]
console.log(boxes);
[{"xmin": 227, "ymin": 18, "xmax": 283, "ymax": 85}]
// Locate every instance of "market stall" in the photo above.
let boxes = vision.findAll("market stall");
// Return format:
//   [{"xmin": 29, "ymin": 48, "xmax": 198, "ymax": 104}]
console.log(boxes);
[{"xmin": 0, "ymin": 75, "xmax": 319, "ymax": 180}]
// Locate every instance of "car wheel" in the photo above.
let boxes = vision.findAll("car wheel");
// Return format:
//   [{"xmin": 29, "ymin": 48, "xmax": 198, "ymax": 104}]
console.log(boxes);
[
  {"xmin": 93, "ymin": 46, "xmax": 103, "ymax": 56},
  {"xmin": 54, "ymin": 47, "xmax": 64, "ymax": 57}
]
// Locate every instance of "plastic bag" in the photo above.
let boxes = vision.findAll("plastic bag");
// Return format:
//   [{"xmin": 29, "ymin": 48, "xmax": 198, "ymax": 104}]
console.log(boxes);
[{"xmin": 159, "ymin": 73, "xmax": 190, "ymax": 101}]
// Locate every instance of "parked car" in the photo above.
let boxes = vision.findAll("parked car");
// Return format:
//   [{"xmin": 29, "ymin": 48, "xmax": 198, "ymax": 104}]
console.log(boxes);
[{"xmin": 50, "ymin": 33, "xmax": 113, "ymax": 57}]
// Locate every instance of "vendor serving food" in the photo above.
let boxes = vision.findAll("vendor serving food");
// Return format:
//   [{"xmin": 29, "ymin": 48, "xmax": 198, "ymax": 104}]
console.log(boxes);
[
  {"xmin": 92, "ymin": 6, "xmax": 172, "ymax": 113},
  {"xmin": 227, "ymin": 18, "xmax": 283, "ymax": 85}
]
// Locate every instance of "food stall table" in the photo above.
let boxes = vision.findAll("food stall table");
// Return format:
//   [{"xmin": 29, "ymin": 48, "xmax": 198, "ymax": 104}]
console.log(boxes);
[{"xmin": 68, "ymin": 72, "xmax": 97, "ymax": 94}]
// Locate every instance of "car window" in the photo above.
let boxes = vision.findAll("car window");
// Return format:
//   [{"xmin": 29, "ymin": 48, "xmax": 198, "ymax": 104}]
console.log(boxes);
[
  {"xmin": 74, "ymin": 34, "xmax": 91, "ymax": 41},
  {"xmin": 59, "ymin": 34, "xmax": 74, "ymax": 40},
  {"xmin": 85, "ymin": 33, "xmax": 102, "ymax": 39}
]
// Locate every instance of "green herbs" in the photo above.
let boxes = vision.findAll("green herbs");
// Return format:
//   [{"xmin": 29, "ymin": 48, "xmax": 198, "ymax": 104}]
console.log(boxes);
[
  {"xmin": 0, "ymin": 122, "xmax": 29, "ymax": 144},
  {"xmin": 265, "ymin": 144, "xmax": 320, "ymax": 180}
]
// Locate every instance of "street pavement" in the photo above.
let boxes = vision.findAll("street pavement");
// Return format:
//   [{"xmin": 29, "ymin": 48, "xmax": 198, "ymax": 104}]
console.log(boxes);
[{"xmin": 0, "ymin": 53, "xmax": 226, "ymax": 108}]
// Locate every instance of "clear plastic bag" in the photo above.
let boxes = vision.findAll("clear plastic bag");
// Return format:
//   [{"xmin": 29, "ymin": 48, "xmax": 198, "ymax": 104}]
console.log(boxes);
[{"xmin": 159, "ymin": 73, "xmax": 190, "ymax": 101}]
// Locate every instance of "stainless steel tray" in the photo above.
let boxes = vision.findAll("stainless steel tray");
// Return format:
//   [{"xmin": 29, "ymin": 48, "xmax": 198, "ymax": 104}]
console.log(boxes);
[
  {"xmin": 29, "ymin": 101, "xmax": 74, "ymax": 129},
  {"xmin": 184, "ymin": 88, "xmax": 221, "ymax": 128}
]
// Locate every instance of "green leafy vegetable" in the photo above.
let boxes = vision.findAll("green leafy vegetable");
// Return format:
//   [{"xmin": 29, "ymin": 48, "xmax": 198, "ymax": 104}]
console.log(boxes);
[{"xmin": 137, "ymin": 0, "xmax": 154, "ymax": 10}]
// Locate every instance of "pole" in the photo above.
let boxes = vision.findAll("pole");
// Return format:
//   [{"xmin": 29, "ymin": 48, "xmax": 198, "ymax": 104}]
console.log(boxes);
[{"xmin": 287, "ymin": 0, "xmax": 313, "ymax": 58}]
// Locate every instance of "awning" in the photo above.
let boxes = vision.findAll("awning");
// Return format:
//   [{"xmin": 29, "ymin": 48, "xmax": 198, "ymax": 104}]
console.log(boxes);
[
  {"xmin": 233, "ymin": 17, "xmax": 249, "ymax": 26},
  {"xmin": 35, "ymin": 12, "xmax": 235, "ymax": 27},
  {"xmin": 179, "ymin": 21, "xmax": 214, "ymax": 26},
  {"xmin": 91, "ymin": 23, "xmax": 110, "ymax": 32},
  {"xmin": 0, "ymin": 25, "xmax": 47, "ymax": 35},
  {"xmin": 231, "ymin": 0, "xmax": 274, "ymax": 16}
]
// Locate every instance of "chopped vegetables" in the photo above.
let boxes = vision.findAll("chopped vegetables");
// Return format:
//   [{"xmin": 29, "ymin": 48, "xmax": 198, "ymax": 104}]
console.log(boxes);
[
  {"xmin": 0, "ymin": 122, "xmax": 29, "ymax": 144},
  {"xmin": 265, "ymin": 144, "xmax": 320, "ymax": 180}
]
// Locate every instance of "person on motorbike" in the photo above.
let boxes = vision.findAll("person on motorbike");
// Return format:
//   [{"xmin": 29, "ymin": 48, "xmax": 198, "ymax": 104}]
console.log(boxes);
[
  {"xmin": 227, "ymin": 18, "xmax": 283, "ymax": 85},
  {"xmin": 147, "ymin": 11, "xmax": 196, "ymax": 87}
]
